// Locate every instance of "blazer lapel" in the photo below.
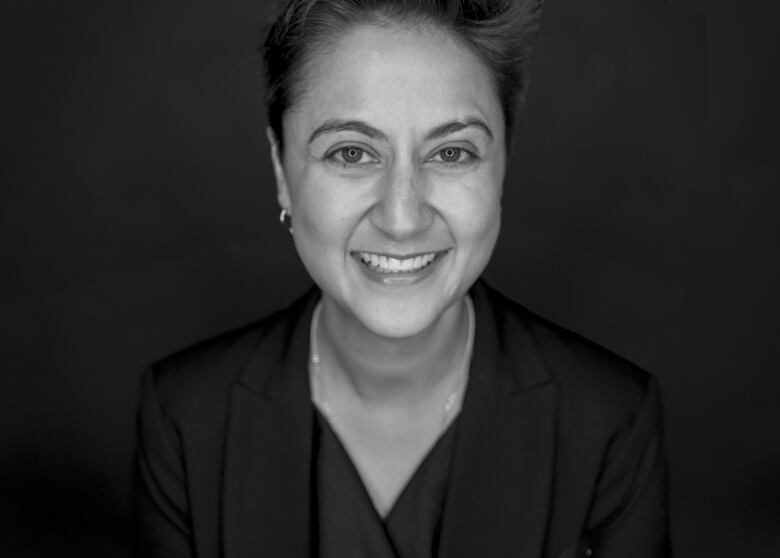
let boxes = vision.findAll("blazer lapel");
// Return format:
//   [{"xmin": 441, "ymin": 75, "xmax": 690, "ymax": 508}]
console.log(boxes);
[
  {"xmin": 222, "ymin": 290, "xmax": 319, "ymax": 558},
  {"xmin": 439, "ymin": 282, "xmax": 559, "ymax": 558},
  {"xmin": 219, "ymin": 281, "xmax": 556, "ymax": 557}
]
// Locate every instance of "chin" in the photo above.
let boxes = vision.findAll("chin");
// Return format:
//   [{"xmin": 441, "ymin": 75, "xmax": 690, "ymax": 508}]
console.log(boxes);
[
  {"xmin": 357, "ymin": 310, "xmax": 441, "ymax": 340},
  {"xmin": 349, "ymin": 289, "xmax": 458, "ymax": 340}
]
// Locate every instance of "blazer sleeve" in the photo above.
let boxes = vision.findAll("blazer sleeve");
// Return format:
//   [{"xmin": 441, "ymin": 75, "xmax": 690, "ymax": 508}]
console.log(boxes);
[
  {"xmin": 132, "ymin": 367, "xmax": 194, "ymax": 558},
  {"xmin": 568, "ymin": 376, "xmax": 671, "ymax": 558}
]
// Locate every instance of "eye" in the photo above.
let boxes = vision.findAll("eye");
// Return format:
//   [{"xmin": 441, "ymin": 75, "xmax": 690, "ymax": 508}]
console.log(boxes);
[
  {"xmin": 440, "ymin": 147, "xmax": 462, "ymax": 163},
  {"xmin": 429, "ymin": 146, "xmax": 477, "ymax": 165},
  {"xmin": 326, "ymin": 146, "xmax": 378, "ymax": 167},
  {"xmin": 341, "ymin": 147, "xmax": 364, "ymax": 164}
]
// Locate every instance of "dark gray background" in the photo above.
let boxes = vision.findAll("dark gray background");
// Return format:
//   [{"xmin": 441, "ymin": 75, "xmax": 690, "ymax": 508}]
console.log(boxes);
[{"xmin": 2, "ymin": 0, "xmax": 778, "ymax": 556}]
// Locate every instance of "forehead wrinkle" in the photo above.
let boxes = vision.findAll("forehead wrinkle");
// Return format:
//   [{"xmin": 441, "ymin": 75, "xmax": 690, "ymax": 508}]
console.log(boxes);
[{"xmin": 288, "ymin": 23, "xmax": 504, "ymax": 151}]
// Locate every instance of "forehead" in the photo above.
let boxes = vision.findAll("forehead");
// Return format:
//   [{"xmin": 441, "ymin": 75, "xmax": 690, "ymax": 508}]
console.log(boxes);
[{"xmin": 284, "ymin": 23, "xmax": 503, "ymax": 139}]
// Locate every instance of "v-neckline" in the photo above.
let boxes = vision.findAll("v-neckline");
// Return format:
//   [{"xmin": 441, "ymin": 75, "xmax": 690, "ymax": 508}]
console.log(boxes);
[{"xmin": 315, "ymin": 408, "xmax": 459, "ymax": 522}]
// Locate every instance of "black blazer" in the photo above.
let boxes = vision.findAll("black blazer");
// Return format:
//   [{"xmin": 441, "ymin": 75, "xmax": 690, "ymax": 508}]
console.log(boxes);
[{"xmin": 132, "ymin": 280, "xmax": 670, "ymax": 558}]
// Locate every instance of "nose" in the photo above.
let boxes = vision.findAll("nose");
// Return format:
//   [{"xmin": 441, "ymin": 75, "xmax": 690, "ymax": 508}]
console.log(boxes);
[{"xmin": 369, "ymin": 162, "xmax": 434, "ymax": 241}]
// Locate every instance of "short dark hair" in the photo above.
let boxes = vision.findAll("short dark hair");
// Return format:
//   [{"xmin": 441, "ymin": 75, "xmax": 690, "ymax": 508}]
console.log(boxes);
[{"xmin": 263, "ymin": 0, "xmax": 542, "ymax": 151}]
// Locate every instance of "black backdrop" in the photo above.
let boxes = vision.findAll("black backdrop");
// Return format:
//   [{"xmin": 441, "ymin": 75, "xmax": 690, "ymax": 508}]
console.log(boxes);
[{"xmin": 2, "ymin": 0, "xmax": 779, "ymax": 556}]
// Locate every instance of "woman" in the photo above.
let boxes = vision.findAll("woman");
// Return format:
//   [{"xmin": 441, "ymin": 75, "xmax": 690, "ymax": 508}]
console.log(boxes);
[{"xmin": 133, "ymin": 1, "xmax": 670, "ymax": 557}]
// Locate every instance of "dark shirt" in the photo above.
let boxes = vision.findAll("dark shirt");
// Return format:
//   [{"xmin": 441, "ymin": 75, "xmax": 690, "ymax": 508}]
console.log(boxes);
[
  {"xmin": 315, "ymin": 410, "xmax": 459, "ymax": 558},
  {"xmin": 132, "ymin": 281, "xmax": 670, "ymax": 557}
]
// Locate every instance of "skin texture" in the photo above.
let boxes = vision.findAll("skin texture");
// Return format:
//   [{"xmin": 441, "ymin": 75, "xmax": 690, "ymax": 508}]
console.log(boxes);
[
  {"xmin": 270, "ymin": 22, "xmax": 505, "ymax": 340},
  {"xmin": 267, "ymin": 22, "xmax": 508, "ymax": 514}
]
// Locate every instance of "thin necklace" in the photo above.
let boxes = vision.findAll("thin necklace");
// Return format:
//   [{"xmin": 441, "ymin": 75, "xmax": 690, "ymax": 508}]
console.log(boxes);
[{"xmin": 309, "ymin": 297, "xmax": 475, "ymax": 433}]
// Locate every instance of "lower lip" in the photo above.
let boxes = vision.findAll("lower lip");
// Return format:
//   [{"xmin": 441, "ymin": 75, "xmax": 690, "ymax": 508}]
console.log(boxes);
[{"xmin": 352, "ymin": 251, "xmax": 449, "ymax": 286}]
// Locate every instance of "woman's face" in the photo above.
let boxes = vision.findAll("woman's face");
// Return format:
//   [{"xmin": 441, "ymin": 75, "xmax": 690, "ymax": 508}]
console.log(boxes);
[{"xmin": 270, "ymin": 23, "xmax": 506, "ymax": 339}]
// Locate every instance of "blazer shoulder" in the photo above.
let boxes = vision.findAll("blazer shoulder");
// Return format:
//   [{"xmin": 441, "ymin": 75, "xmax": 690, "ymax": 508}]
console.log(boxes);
[
  {"xmin": 487, "ymin": 284, "xmax": 657, "ymax": 425},
  {"xmin": 143, "ymin": 290, "xmax": 313, "ymax": 421}
]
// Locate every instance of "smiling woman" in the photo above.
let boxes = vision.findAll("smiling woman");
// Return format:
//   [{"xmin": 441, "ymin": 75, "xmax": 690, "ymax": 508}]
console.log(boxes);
[
  {"xmin": 132, "ymin": 1, "xmax": 671, "ymax": 557},
  {"xmin": 271, "ymin": 22, "xmax": 504, "ymax": 341}
]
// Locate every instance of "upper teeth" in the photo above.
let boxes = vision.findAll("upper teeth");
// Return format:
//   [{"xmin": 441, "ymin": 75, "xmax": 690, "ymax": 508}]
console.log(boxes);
[{"xmin": 358, "ymin": 252, "xmax": 438, "ymax": 273}]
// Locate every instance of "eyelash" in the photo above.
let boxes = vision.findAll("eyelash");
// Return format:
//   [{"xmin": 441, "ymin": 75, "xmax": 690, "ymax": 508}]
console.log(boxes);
[
  {"xmin": 324, "ymin": 145, "xmax": 479, "ymax": 169},
  {"xmin": 429, "ymin": 147, "xmax": 477, "ymax": 167},
  {"xmin": 325, "ymin": 146, "xmax": 378, "ymax": 168}
]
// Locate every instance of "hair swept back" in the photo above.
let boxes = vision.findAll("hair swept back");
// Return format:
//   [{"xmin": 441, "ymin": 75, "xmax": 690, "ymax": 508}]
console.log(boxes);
[{"xmin": 263, "ymin": 0, "xmax": 542, "ymax": 150}]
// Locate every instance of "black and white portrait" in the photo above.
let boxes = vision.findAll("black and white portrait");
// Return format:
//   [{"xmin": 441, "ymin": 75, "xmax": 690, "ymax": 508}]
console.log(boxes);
[{"xmin": 2, "ymin": 1, "xmax": 778, "ymax": 557}]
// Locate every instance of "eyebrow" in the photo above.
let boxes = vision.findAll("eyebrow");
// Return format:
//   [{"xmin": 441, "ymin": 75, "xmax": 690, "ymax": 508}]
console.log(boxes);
[
  {"xmin": 308, "ymin": 119, "xmax": 388, "ymax": 145},
  {"xmin": 424, "ymin": 118, "xmax": 494, "ymax": 143},
  {"xmin": 307, "ymin": 117, "xmax": 494, "ymax": 145}
]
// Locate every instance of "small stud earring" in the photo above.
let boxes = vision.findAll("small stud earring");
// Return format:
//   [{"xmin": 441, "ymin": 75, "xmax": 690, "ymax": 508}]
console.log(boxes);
[{"xmin": 279, "ymin": 208, "xmax": 293, "ymax": 234}]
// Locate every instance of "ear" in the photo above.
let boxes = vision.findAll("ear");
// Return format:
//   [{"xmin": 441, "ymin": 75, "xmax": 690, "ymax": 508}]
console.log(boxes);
[{"xmin": 266, "ymin": 126, "xmax": 291, "ymax": 211}]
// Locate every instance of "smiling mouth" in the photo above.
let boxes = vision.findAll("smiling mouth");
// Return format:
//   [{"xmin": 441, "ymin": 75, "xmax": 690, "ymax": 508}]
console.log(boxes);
[{"xmin": 353, "ymin": 251, "xmax": 446, "ymax": 274}]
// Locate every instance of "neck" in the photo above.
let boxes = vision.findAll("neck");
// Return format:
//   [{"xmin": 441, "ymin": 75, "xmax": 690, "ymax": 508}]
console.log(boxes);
[{"xmin": 315, "ymin": 295, "xmax": 472, "ymax": 408}]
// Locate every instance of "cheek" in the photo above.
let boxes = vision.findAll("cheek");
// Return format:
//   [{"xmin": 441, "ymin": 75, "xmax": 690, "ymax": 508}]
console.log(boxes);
[
  {"xmin": 430, "ymin": 171, "xmax": 503, "ymax": 241},
  {"xmin": 289, "ymin": 169, "xmax": 369, "ymax": 248},
  {"xmin": 467, "ymin": 163, "xmax": 505, "ymax": 239}
]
